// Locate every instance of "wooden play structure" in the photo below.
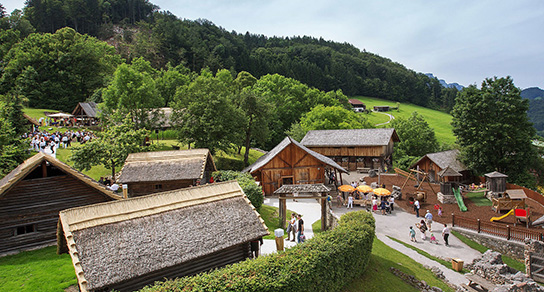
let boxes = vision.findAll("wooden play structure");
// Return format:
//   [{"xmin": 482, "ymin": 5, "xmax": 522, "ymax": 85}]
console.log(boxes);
[
  {"xmin": 491, "ymin": 189, "xmax": 527, "ymax": 213},
  {"xmin": 401, "ymin": 169, "xmax": 437, "ymax": 201},
  {"xmin": 490, "ymin": 207, "xmax": 531, "ymax": 227}
]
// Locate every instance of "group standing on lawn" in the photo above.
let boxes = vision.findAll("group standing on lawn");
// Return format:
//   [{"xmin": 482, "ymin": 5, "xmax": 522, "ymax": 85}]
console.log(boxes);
[{"xmin": 286, "ymin": 213, "xmax": 305, "ymax": 244}]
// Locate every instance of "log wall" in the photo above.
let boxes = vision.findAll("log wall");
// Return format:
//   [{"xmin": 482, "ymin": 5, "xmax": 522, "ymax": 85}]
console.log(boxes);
[
  {"xmin": 127, "ymin": 179, "xmax": 194, "ymax": 197},
  {"xmin": 0, "ymin": 175, "xmax": 114, "ymax": 255}
]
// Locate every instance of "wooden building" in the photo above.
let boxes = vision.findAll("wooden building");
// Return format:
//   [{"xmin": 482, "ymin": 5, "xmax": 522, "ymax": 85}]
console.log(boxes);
[
  {"xmin": 300, "ymin": 128, "xmax": 400, "ymax": 171},
  {"xmin": 58, "ymin": 181, "xmax": 269, "ymax": 292},
  {"xmin": 118, "ymin": 149, "xmax": 216, "ymax": 197},
  {"xmin": 348, "ymin": 99, "xmax": 366, "ymax": 112},
  {"xmin": 486, "ymin": 171, "xmax": 508, "ymax": 194},
  {"xmin": 243, "ymin": 137, "xmax": 348, "ymax": 196},
  {"xmin": 72, "ymin": 102, "xmax": 100, "ymax": 126},
  {"xmin": 373, "ymin": 105, "xmax": 390, "ymax": 112},
  {"xmin": 411, "ymin": 150, "xmax": 470, "ymax": 183},
  {"xmin": 0, "ymin": 153, "xmax": 121, "ymax": 255}
]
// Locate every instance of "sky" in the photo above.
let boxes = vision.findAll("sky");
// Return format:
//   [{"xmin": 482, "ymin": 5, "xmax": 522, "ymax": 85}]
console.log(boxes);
[{"xmin": 3, "ymin": 0, "xmax": 544, "ymax": 89}]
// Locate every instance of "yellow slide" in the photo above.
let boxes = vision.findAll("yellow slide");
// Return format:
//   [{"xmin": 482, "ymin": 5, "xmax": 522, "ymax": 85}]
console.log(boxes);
[{"xmin": 490, "ymin": 209, "xmax": 514, "ymax": 222}]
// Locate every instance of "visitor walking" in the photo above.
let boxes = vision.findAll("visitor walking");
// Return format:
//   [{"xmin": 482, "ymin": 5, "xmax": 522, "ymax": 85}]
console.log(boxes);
[
  {"xmin": 297, "ymin": 214, "xmax": 304, "ymax": 244},
  {"xmin": 409, "ymin": 226, "xmax": 416, "ymax": 242},
  {"xmin": 442, "ymin": 224, "xmax": 450, "ymax": 246},
  {"xmin": 286, "ymin": 213, "xmax": 297, "ymax": 242},
  {"xmin": 425, "ymin": 210, "xmax": 433, "ymax": 231},
  {"xmin": 347, "ymin": 194, "xmax": 354, "ymax": 209},
  {"xmin": 414, "ymin": 199, "xmax": 420, "ymax": 217}
]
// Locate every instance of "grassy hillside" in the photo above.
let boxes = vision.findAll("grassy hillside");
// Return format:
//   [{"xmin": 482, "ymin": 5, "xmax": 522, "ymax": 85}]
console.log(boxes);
[{"xmin": 355, "ymin": 96, "xmax": 456, "ymax": 145}]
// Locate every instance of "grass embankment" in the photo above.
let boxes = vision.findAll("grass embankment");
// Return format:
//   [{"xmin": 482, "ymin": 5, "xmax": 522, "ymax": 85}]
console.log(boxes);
[
  {"xmin": 258, "ymin": 205, "xmax": 297, "ymax": 240},
  {"xmin": 465, "ymin": 191, "xmax": 492, "ymax": 206},
  {"xmin": 0, "ymin": 246, "xmax": 76, "ymax": 292},
  {"xmin": 451, "ymin": 230, "xmax": 525, "ymax": 271},
  {"xmin": 355, "ymin": 96, "xmax": 455, "ymax": 145},
  {"xmin": 344, "ymin": 237, "xmax": 453, "ymax": 292}
]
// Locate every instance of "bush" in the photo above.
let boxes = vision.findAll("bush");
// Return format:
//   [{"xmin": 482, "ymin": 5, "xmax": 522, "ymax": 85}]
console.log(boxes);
[
  {"xmin": 215, "ymin": 156, "xmax": 245, "ymax": 171},
  {"xmin": 213, "ymin": 171, "xmax": 264, "ymax": 210},
  {"xmin": 140, "ymin": 211, "xmax": 375, "ymax": 292}
]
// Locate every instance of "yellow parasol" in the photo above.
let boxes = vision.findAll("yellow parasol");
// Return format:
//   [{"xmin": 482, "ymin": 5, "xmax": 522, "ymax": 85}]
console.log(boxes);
[
  {"xmin": 338, "ymin": 185, "xmax": 356, "ymax": 192},
  {"xmin": 373, "ymin": 188, "xmax": 391, "ymax": 196},
  {"xmin": 356, "ymin": 185, "xmax": 373, "ymax": 193}
]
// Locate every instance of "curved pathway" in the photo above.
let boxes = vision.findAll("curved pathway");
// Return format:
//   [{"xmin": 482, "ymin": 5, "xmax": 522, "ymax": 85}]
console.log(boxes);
[{"xmin": 374, "ymin": 110, "xmax": 395, "ymax": 126}]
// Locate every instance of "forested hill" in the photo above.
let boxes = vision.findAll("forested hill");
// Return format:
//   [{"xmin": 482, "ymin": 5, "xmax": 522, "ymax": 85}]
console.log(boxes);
[
  {"xmin": 1, "ymin": 1, "xmax": 459, "ymax": 112},
  {"xmin": 524, "ymin": 87, "xmax": 544, "ymax": 136}
]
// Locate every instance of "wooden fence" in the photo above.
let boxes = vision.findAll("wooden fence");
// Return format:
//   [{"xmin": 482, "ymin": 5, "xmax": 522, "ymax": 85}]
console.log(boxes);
[
  {"xmin": 452, "ymin": 214, "xmax": 544, "ymax": 243},
  {"xmin": 506, "ymin": 183, "xmax": 544, "ymax": 207},
  {"xmin": 528, "ymin": 254, "xmax": 544, "ymax": 283}
]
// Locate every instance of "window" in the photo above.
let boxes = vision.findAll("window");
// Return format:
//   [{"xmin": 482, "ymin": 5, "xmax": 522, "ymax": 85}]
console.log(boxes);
[
  {"xmin": 15, "ymin": 224, "xmax": 36, "ymax": 236},
  {"xmin": 154, "ymin": 184, "xmax": 163, "ymax": 190}
]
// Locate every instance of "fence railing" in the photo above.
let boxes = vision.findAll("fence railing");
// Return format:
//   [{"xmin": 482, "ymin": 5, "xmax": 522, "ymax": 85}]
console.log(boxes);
[{"xmin": 452, "ymin": 214, "xmax": 544, "ymax": 242}]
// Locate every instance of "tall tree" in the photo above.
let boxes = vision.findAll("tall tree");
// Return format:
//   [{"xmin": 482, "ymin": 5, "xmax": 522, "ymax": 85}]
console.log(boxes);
[
  {"xmin": 0, "ymin": 97, "xmax": 29, "ymax": 178},
  {"xmin": 451, "ymin": 76, "xmax": 536, "ymax": 185}
]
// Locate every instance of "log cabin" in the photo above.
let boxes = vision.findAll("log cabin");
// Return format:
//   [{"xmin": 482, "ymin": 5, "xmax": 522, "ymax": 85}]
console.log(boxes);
[
  {"xmin": 411, "ymin": 149, "xmax": 471, "ymax": 183},
  {"xmin": 243, "ymin": 136, "xmax": 348, "ymax": 196},
  {"xmin": 71, "ymin": 102, "xmax": 100, "ymax": 126},
  {"xmin": 118, "ymin": 149, "xmax": 216, "ymax": 197},
  {"xmin": 0, "ymin": 153, "xmax": 121, "ymax": 255},
  {"xmin": 58, "ymin": 181, "xmax": 269, "ymax": 292},
  {"xmin": 300, "ymin": 128, "xmax": 400, "ymax": 172}
]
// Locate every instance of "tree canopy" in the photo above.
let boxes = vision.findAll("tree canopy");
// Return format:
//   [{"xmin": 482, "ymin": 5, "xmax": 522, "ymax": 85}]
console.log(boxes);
[{"xmin": 452, "ymin": 76, "xmax": 536, "ymax": 185}]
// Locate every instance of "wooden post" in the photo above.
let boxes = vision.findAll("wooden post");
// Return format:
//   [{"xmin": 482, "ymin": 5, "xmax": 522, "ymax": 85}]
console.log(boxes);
[
  {"xmin": 452, "ymin": 213, "xmax": 455, "ymax": 227},
  {"xmin": 280, "ymin": 198, "xmax": 287, "ymax": 229},
  {"xmin": 507, "ymin": 225, "xmax": 511, "ymax": 240},
  {"xmin": 477, "ymin": 219, "xmax": 481, "ymax": 233},
  {"xmin": 41, "ymin": 161, "xmax": 47, "ymax": 178},
  {"xmin": 321, "ymin": 195, "xmax": 327, "ymax": 231}
]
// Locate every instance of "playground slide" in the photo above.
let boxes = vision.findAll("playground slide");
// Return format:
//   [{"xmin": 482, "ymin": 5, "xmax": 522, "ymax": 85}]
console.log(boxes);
[
  {"xmin": 490, "ymin": 209, "xmax": 514, "ymax": 222},
  {"xmin": 452, "ymin": 188, "xmax": 468, "ymax": 212}
]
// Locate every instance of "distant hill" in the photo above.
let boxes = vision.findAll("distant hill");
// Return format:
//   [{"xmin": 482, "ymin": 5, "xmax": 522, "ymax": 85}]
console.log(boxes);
[
  {"xmin": 425, "ymin": 74, "xmax": 464, "ymax": 91},
  {"xmin": 522, "ymin": 87, "xmax": 544, "ymax": 100}
]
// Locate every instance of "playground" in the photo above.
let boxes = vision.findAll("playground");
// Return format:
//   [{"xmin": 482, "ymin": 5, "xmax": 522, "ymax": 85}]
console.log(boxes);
[{"xmin": 360, "ymin": 173, "xmax": 544, "ymax": 230}]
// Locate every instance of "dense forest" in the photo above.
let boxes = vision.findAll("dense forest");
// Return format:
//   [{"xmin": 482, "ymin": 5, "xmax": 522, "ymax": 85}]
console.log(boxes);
[
  {"xmin": 0, "ymin": 0, "xmax": 459, "ymax": 113},
  {"xmin": 523, "ymin": 87, "xmax": 544, "ymax": 137}
]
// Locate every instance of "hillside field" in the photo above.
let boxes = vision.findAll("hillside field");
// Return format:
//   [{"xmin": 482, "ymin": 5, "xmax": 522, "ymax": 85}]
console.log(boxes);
[{"xmin": 355, "ymin": 96, "xmax": 456, "ymax": 145}]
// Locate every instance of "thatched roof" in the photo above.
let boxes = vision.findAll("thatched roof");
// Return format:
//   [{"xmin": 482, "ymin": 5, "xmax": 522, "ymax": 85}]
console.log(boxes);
[
  {"xmin": 118, "ymin": 149, "xmax": 216, "ymax": 184},
  {"xmin": 485, "ymin": 171, "xmax": 508, "ymax": 178},
  {"xmin": 243, "ymin": 137, "xmax": 348, "ymax": 174},
  {"xmin": 412, "ymin": 149, "xmax": 467, "ymax": 173},
  {"xmin": 438, "ymin": 166, "xmax": 462, "ymax": 177},
  {"xmin": 274, "ymin": 184, "xmax": 330, "ymax": 194},
  {"xmin": 505, "ymin": 189, "xmax": 527, "ymax": 200},
  {"xmin": 72, "ymin": 102, "xmax": 100, "ymax": 118},
  {"xmin": 300, "ymin": 128, "xmax": 400, "ymax": 147},
  {"xmin": 59, "ymin": 181, "xmax": 269, "ymax": 292},
  {"xmin": 0, "ymin": 153, "xmax": 121, "ymax": 200}
]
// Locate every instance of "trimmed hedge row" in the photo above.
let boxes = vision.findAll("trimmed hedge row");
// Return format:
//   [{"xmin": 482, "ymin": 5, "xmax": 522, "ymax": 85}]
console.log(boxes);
[{"xmin": 140, "ymin": 211, "xmax": 375, "ymax": 292}]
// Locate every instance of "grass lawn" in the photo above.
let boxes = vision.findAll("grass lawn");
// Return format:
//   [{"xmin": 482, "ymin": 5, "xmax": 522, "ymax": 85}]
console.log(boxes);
[
  {"xmin": 451, "ymin": 230, "xmax": 525, "ymax": 272},
  {"xmin": 465, "ymin": 191, "xmax": 492, "ymax": 206},
  {"xmin": 23, "ymin": 108, "xmax": 59, "ymax": 120},
  {"xmin": 312, "ymin": 219, "xmax": 322, "ymax": 235},
  {"xmin": 344, "ymin": 237, "xmax": 453, "ymax": 292},
  {"xmin": 0, "ymin": 246, "xmax": 76, "ymax": 292},
  {"xmin": 354, "ymin": 96, "xmax": 455, "ymax": 145},
  {"xmin": 259, "ymin": 205, "xmax": 296, "ymax": 240}
]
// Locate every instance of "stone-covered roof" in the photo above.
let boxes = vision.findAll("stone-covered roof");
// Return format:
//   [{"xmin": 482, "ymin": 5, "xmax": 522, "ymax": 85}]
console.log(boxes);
[{"xmin": 300, "ymin": 128, "xmax": 400, "ymax": 147}]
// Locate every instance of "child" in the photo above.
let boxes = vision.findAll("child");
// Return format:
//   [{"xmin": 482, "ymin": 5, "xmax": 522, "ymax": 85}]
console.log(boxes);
[
  {"xmin": 409, "ymin": 226, "xmax": 416, "ymax": 242},
  {"xmin": 430, "ymin": 233, "xmax": 438, "ymax": 244},
  {"xmin": 438, "ymin": 206, "xmax": 443, "ymax": 217},
  {"xmin": 347, "ymin": 194, "xmax": 354, "ymax": 209}
]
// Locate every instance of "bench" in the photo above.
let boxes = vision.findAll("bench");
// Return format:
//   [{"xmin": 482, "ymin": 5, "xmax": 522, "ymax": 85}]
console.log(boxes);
[
  {"xmin": 357, "ymin": 167, "xmax": 371, "ymax": 173},
  {"xmin": 465, "ymin": 273, "xmax": 496, "ymax": 291}
]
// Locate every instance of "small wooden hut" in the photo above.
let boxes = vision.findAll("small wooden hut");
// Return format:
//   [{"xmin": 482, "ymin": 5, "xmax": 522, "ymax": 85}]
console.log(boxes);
[
  {"xmin": 492, "ymin": 189, "xmax": 527, "ymax": 213},
  {"xmin": 0, "ymin": 153, "xmax": 121, "ymax": 255},
  {"xmin": 412, "ymin": 150, "xmax": 470, "ymax": 183},
  {"xmin": 118, "ymin": 149, "xmax": 216, "ymax": 197},
  {"xmin": 373, "ymin": 105, "xmax": 390, "ymax": 112},
  {"xmin": 58, "ymin": 181, "xmax": 269, "ymax": 292},
  {"xmin": 300, "ymin": 128, "xmax": 400, "ymax": 171},
  {"xmin": 485, "ymin": 171, "xmax": 508, "ymax": 194},
  {"xmin": 438, "ymin": 166, "xmax": 463, "ymax": 196},
  {"xmin": 71, "ymin": 102, "xmax": 100, "ymax": 126},
  {"xmin": 243, "ymin": 137, "xmax": 348, "ymax": 196}
]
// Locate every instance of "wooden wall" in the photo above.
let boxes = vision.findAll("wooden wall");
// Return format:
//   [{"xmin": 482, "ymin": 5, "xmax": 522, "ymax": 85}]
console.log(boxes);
[
  {"xmin": 413, "ymin": 157, "xmax": 441, "ymax": 182},
  {"xmin": 127, "ymin": 179, "xmax": 194, "ymax": 197},
  {"xmin": 0, "ymin": 175, "xmax": 115, "ymax": 255},
  {"xmin": 255, "ymin": 144, "xmax": 326, "ymax": 195}
]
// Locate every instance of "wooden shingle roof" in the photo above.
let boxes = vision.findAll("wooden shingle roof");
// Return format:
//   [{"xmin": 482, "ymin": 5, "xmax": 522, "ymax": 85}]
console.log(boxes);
[
  {"xmin": 300, "ymin": 128, "xmax": 400, "ymax": 147},
  {"xmin": 118, "ymin": 149, "xmax": 216, "ymax": 183},
  {"xmin": 485, "ymin": 171, "xmax": 508, "ymax": 178},
  {"xmin": 59, "ymin": 181, "xmax": 269, "ymax": 292},
  {"xmin": 412, "ymin": 149, "xmax": 467, "ymax": 173},
  {"xmin": 72, "ymin": 102, "xmax": 100, "ymax": 118}
]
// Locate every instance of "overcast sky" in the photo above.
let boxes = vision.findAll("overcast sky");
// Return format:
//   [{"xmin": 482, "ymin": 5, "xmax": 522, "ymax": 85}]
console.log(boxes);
[{"xmin": 3, "ymin": 0, "xmax": 544, "ymax": 89}]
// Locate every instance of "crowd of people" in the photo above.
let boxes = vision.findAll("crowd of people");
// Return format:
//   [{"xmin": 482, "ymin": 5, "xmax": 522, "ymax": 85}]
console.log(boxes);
[
  {"xmin": 285, "ymin": 213, "xmax": 305, "ymax": 244},
  {"xmin": 410, "ymin": 209, "xmax": 450, "ymax": 246},
  {"xmin": 25, "ymin": 130, "xmax": 96, "ymax": 154}
]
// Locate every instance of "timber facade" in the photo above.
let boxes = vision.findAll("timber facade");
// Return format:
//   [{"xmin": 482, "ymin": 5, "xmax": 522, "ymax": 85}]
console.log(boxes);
[
  {"xmin": 301, "ymin": 128, "xmax": 400, "ymax": 171},
  {"xmin": 0, "ymin": 153, "xmax": 119, "ymax": 255},
  {"xmin": 411, "ymin": 150, "xmax": 470, "ymax": 183},
  {"xmin": 243, "ymin": 137, "xmax": 348, "ymax": 196}
]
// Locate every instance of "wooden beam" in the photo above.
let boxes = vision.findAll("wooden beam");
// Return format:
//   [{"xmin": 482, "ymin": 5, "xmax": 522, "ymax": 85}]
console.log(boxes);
[
  {"xmin": 321, "ymin": 194, "xmax": 327, "ymax": 231},
  {"xmin": 279, "ymin": 196, "xmax": 327, "ymax": 200},
  {"xmin": 280, "ymin": 198, "xmax": 287, "ymax": 229},
  {"xmin": 293, "ymin": 153, "xmax": 309, "ymax": 167},
  {"xmin": 41, "ymin": 161, "xmax": 47, "ymax": 178}
]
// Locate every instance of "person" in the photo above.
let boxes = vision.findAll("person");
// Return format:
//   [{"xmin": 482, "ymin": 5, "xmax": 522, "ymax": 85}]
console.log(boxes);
[
  {"xmin": 429, "ymin": 233, "xmax": 438, "ymax": 244},
  {"xmin": 442, "ymin": 224, "xmax": 450, "ymax": 246},
  {"xmin": 104, "ymin": 177, "xmax": 111, "ymax": 186},
  {"xmin": 380, "ymin": 198, "xmax": 387, "ymax": 215},
  {"xmin": 347, "ymin": 193, "xmax": 354, "ymax": 209},
  {"xmin": 382, "ymin": 183, "xmax": 386, "ymax": 189},
  {"xmin": 416, "ymin": 220, "xmax": 427, "ymax": 240},
  {"xmin": 424, "ymin": 210, "xmax": 433, "ymax": 231},
  {"xmin": 98, "ymin": 177, "xmax": 105, "ymax": 185},
  {"xmin": 286, "ymin": 213, "xmax": 297, "ymax": 242},
  {"xmin": 372, "ymin": 196, "xmax": 378, "ymax": 213},
  {"xmin": 414, "ymin": 199, "xmax": 420, "ymax": 217},
  {"xmin": 297, "ymin": 214, "xmax": 304, "ymax": 244},
  {"xmin": 250, "ymin": 237, "xmax": 263, "ymax": 258},
  {"xmin": 326, "ymin": 194, "xmax": 332, "ymax": 209},
  {"xmin": 351, "ymin": 181, "xmax": 357, "ymax": 188},
  {"xmin": 388, "ymin": 196, "xmax": 395, "ymax": 211},
  {"xmin": 108, "ymin": 182, "xmax": 120, "ymax": 192},
  {"xmin": 438, "ymin": 206, "xmax": 443, "ymax": 217},
  {"xmin": 409, "ymin": 226, "xmax": 417, "ymax": 242},
  {"xmin": 336, "ymin": 194, "xmax": 344, "ymax": 207}
]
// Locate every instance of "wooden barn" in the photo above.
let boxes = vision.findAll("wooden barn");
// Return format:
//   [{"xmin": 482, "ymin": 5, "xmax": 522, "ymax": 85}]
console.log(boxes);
[
  {"xmin": 72, "ymin": 102, "xmax": 100, "ymax": 126},
  {"xmin": 58, "ymin": 181, "xmax": 269, "ymax": 292},
  {"xmin": 243, "ymin": 136, "xmax": 348, "ymax": 196},
  {"xmin": 348, "ymin": 99, "xmax": 366, "ymax": 112},
  {"xmin": 411, "ymin": 149, "xmax": 470, "ymax": 183},
  {"xmin": 373, "ymin": 105, "xmax": 390, "ymax": 112},
  {"xmin": 300, "ymin": 128, "xmax": 400, "ymax": 172},
  {"xmin": 118, "ymin": 149, "xmax": 216, "ymax": 197},
  {"xmin": 0, "ymin": 153, "xmax": 121, "ymax": 255}
]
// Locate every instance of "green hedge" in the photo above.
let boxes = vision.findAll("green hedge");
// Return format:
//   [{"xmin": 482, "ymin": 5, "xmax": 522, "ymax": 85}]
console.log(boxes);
[
  {"xmin": 140, "ymin": 211, "xmax": 375, "ymax": 292},
  {"xmin": 215, "ymin": 156, "xmax": 245, "ymax": 171},
  {"xmin": 212, "ymin": 170, "xmax": 264, "ymax": 210}
]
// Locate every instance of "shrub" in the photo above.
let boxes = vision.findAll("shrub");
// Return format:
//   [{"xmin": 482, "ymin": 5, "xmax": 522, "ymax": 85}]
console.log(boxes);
[
  {"xmin": 215, "ymin": 156, "xmax": 245, "ymax": 171},
  {"xmin": 140, "ymin": 211, "xmax": 375, "ymax": 292},
  {"xmin": 213, "ymin": 170, "xmax": 264, "ymax": 210}
]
